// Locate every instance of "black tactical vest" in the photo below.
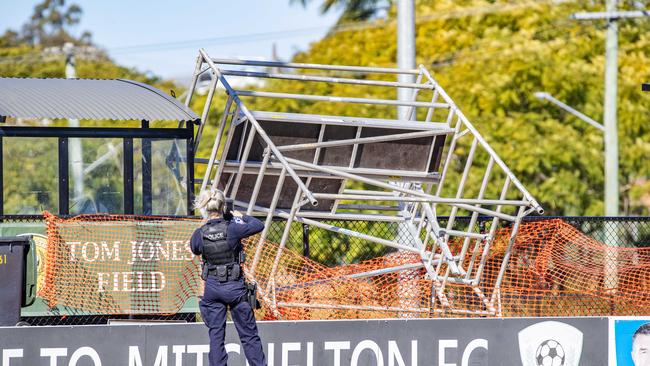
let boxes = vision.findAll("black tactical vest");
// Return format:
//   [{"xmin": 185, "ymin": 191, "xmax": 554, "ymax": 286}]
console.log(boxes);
[{"xmin": 200, "ymin": 221, "xmax": 236, "ymax": 266}]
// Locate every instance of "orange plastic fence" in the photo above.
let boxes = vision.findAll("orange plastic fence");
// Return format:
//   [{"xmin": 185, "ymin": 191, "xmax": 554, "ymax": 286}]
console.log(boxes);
[
  {"xmin": 41, "ymin": 212, "xmax": 202, "ymax": 314},
  {"xmin": 41, "ymin": 213, "xmax": 650, "ymax": 318}
]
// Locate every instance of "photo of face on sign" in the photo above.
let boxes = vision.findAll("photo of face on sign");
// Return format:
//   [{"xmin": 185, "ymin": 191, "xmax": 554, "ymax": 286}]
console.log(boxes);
[
  {"xmin": 632, "ymin": 323, "xmax": 650, "ymax": 366},
  {"xmin": 614, "ymin": 319, "xmax": 650, "ymax": 366}
]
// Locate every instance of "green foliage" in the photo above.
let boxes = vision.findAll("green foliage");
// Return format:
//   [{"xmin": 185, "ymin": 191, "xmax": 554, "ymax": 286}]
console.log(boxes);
[
  {"xmin": 0, "ymin": 46, "xmax": 177, "ymax": 215},
  {"xmin": 3, "ymin": 0, "xmax": 650, "ymax": 220},
  {"xmin": 258, "ymin": 0, "xmax": 650, "ymax": 216},
  {"xmin": 5, "ymin": 0, "xmax": 91, "ymax": 47},
  {"xmin": 307, "ymin": 221, "xmax": 395, "ymax": 265},
  {"xmin": 3, "ymin": 138, "xmax": 59, "ymax": 214},
  {"xmin": 291, "ymin": 0, "xmax": 390, "ymax": 23}
]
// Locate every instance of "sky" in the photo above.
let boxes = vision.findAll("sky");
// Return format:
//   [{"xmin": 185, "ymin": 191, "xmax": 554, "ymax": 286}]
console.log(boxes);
[{"xmin": 0, "ymin": 0, "xmax": 341, "ymax": 81}]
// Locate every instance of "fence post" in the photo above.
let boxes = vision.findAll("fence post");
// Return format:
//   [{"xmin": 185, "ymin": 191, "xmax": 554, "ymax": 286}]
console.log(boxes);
[{"xmin": 302, "ymin": 223, "xmax": 310, "ymax": 259}]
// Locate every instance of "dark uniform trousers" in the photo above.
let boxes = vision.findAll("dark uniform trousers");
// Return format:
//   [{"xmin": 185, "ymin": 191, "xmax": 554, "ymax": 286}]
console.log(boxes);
[{"xmin": 199, "ymin": 277, "xmax": 266, "ymax": 366}]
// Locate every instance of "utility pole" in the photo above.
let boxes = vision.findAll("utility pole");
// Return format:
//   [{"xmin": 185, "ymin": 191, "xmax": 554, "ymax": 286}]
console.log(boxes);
[
  {"xmin": 603, "ymin": 0, "xmax": 619, "ymax": 218},
  {"xmin": 397, "ymin": 0, "xmax": 415, "ymax": 120},
  {"xmin": 572, "ymin": 1, "xmax": 650, "ymax": 217},
  {"xmin": 64, "ymin": 42, "xmax": 84, "ymax": 207},
  {"xmin": 396, "ymin": 0, "xmax": 416, "ymax": 232},
  {"xmin": 396, "ymin": 0, "xmax": 419, "ymax": 318},
  {"xmin": 572, "ymin": 1, "xmax": 649, "ymax": 293}
]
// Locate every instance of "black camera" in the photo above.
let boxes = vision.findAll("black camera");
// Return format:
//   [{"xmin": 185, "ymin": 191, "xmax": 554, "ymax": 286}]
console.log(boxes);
[{"xmin": 223, "ymin": 198, "xmax": 234, "ymax": 221}]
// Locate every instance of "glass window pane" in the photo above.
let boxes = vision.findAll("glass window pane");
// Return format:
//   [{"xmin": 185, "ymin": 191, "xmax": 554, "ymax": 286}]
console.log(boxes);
[
  {"xmin": 153, "ymin": 139, "xmax": 187, "ymax": 215},
  {"xmin": 69, "ymin": 138, "xmax": 124, "ymax": 214},
  {"xmin": 3, "ymin": 137, "xmax": 58, "ymax": 214},
  {"xmin": 134, "ymin": 139, "xmax": 187, "ymax": 215}
]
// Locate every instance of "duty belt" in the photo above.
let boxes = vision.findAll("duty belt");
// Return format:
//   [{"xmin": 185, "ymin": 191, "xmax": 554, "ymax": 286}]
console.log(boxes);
[{"xmin": 206, "ymin": 263, "xmax": 241, "ymax": 282}]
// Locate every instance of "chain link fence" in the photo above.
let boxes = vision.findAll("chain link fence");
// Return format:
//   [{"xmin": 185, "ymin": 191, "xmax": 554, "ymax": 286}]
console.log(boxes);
[
  {"xmin": 21, "ymin": 313, "xmax": 197, "ymax": 326},
  {"xmin": 264, "ymin": 216, "xmax": 650, "ymax": 265},
  {"xmin": 9, "ymin": 215, "xmax": 650, "ymax": 325}
]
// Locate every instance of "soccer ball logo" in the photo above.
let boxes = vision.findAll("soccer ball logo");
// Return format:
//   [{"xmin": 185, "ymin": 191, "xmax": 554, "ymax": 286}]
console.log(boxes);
[{"xmin": 535, "ymin": 339, "xmax": 565, "ymax": 366}]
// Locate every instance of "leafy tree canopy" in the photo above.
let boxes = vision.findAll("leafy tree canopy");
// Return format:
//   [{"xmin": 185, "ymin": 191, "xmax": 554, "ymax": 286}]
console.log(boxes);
[
  {"xmin": 0, "ymin": 1, "xmax": 177, "ymax": 215},
  {"xmin": 292, "ymin": 0, "xmax": 391, "ymax": 23},
  {"xmin": 259, "ymin": 0, "xmax": 650, "ymax": 216},
  {"xmin": 2, "ymin": 0, "xmax": 91, "ymax": 47}
]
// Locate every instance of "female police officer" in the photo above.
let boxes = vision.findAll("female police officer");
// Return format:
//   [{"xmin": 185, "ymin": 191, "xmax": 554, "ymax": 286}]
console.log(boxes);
[{"xmin": 191, "ymin": 189, "xmax": 267, "ymax": 366}]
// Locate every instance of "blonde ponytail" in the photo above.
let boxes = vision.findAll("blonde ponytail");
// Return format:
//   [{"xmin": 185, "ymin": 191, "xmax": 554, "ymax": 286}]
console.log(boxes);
[{"xmin": 194, "ymin": 189, "xmax": 226, "ymax": 218}]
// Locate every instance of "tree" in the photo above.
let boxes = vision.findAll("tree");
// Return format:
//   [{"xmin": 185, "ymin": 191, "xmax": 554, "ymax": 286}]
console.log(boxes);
[
  {"xmin": 0, "ymin": 1, "xmax": 176, "ymax": 215},
  {"xmin": 252, "ymin": 0, "xmax": 650, "ymax": 216},
  {"xmin": 1, "ymin": 0, "xmax": 92, "ymax": 47},
  {"xmin": 291, "ymin": 0, "xmax": 390, "ymax": 22}
]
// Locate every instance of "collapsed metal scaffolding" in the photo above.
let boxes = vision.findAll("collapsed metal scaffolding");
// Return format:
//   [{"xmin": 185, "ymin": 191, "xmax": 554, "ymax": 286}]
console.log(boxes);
[{"xmin": 184, "ymin": 49, "xmax": 543, "ymax": 317}]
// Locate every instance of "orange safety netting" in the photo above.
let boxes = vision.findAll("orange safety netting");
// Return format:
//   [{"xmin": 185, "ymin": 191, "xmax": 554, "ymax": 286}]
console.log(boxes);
[
  {"xmin": 41, "ymin": 212, "xmax": 203, "ymax": 314},
  {"xmin": 41, "ymin": 213, "xmax": 650, "ymax": 318}
]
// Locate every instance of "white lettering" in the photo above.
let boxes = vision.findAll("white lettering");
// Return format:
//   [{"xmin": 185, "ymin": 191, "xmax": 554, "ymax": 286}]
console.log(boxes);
[
  {"xmin": 113, "ymin": 271, "xmax": 119, "ymax": 291},
  {"xmin": 100, "ymin": 241, "xmax": 120, "ymax": 261},
  {"xmin": 388, "ymin": 340, "xmax": 417, "ymax": 366},
  {"xmin": 154, "ymin": 346, "xmax": 168, "ymax": 366},
  {"xmin": 439, "ymin": 340, "xmax": 458, "ymax": 366},
  {"xmin": 137, "ymin": 242, "xmax": 156, "ymax": 262},
  {"xmin": 97, "ymin": 272, "xmax": 167, "ymax": 293},
  {"xmin": 172, "ymin": 241, "xmax": 187, "ymax": 260},
  {"xmin": 157, "ymin": 242, "xmax": 170, "ymax": 260},
  {"xmin": 128, "ymin": 346, "xmax": 143, "ymax": 366},
  {"xmin": 68, "ymin": 347, "xmax": 101, "ymax": 366},
  {"xmin": 187, "ymin": 345, "xmax": 209, "ymax": 366},
  {"xmin": 123, "ymin": 272, "xmax": 134, "ymax": 292},
  {"xmin": 351, "ymin": 340, "xmax": 383, "ymax": 366},
  {"xmin": 183, "ymin": 242, "xmax": 193, "ymax": 260},
  {"xmin": 388, "ymin": 341, "xmax": 405, "ymax": 366},
  {"xmin": 126, "ymin": 241, "xmax": 192, "ymax": 263},
  {"xmin": 128, "ymin": 241, "xmax": 139, "ymax": 264},
  {"xmin": 411, "ymin": 340, "xmax": 417, "ymax": 366},
  {"xmin": 151, "ymin": 272, "xmax": 166, "ymax": 292},
  {"xmin": 324, "ymin": 341, "xmax": 350, "ymax": 366},
  {"xmin": 41, "ymin": 347, "xmax": 67, "ymax": 366},
  {"xmin": 134, "ymin": 272, "xmax": 145, "ymax": 292},
  {"xmin": 66, "ymin": 242, "xmax": 81, "ymax": 261},
  {"xmin": 3, "ymin": 349, "xmax": 23, "ymax": 366},
  {"xmin": 225, "ymin": 344, "xmax": 247, "ymax": 365},
  {"xmin": 97, "ymin": 273, "xmax": 109, "ymax": 292},
  {"xmin": 225, "ymin": 343, "xmax": 240, "ymax": 356},
  {"xmin": 81, "ymin": 242, "xmax": 100, "ymax": 262},
  {"xmin": 282, "ymin": 342, "xmax": 301, "ymax": 366},
  {"xmin": 267, "ymin": 343, "xmax": 274, "ymax": 366},
  {"xmin": 172, "ymin": 345, "xmax": 185, "ymax": 366},
  {"xmin": 306, "ymin": 342, "xmax": 313, "ymax": 366},
  {"xmin": 461, "ymin": 339, "xmax": 487, "ymax": 366}
]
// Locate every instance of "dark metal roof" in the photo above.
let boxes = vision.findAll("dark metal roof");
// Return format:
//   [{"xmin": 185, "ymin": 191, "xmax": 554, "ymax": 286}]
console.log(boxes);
[{"xmin": 0, "ymin": 78, "xmax": 199, "ymax": 122}]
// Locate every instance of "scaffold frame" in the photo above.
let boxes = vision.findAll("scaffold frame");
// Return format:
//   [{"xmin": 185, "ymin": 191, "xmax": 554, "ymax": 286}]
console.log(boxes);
[{"xmin": 185, "ymin": 48, "xmax": 543, "ymax": 317}]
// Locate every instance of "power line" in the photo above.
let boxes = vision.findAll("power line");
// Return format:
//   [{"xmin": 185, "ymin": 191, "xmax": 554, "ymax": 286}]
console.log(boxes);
[
  {"xmin": 105, "ymin": 0, "xmax": 568, "ymax": 55},
  {"xmin": 0, "ymin": 17, "xmax": 590, "ymax": 69},
  {"xmin": 0, "ymin": 0, "xmax": 588, "ymax": 67},
  {"xmin": 108, "ymin": 27, "xmax": 329, "ymax": 55}
]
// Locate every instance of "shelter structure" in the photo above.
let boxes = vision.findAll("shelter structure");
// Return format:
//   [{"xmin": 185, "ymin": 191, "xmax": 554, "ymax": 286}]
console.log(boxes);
[
  {"xmin": 186, "ymin": 49, "xmax": 543, "ymax": 316},
  {"xmin": 0, "ymin": 77, "xmax": 199, "ymax": 217}
]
